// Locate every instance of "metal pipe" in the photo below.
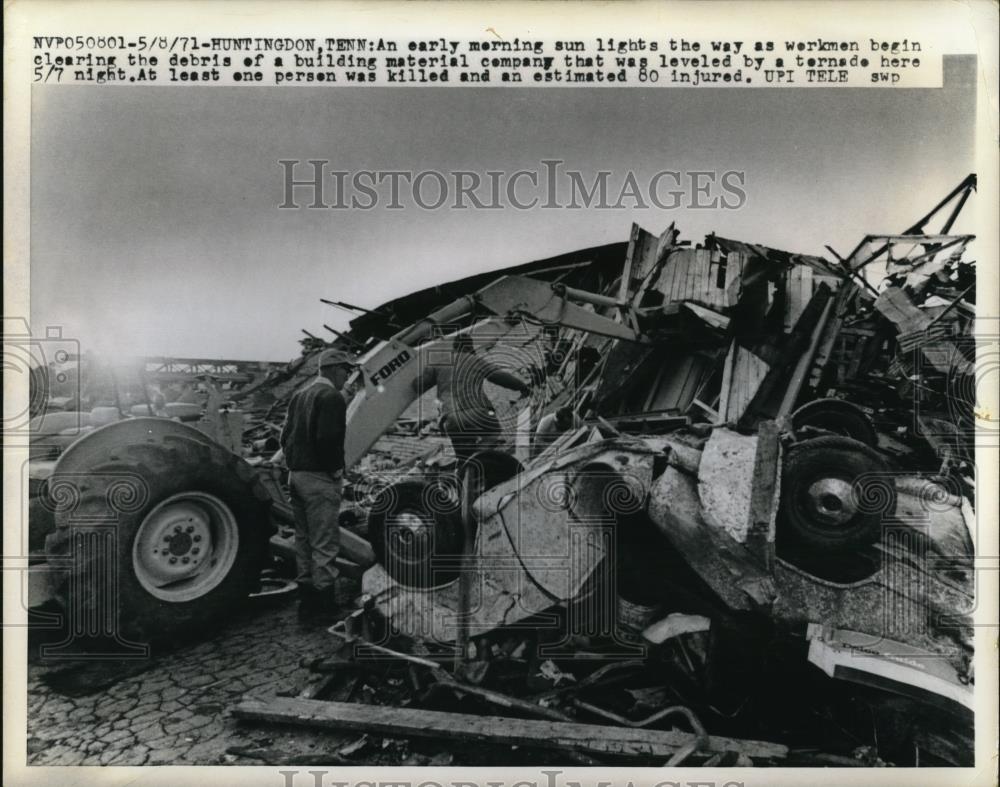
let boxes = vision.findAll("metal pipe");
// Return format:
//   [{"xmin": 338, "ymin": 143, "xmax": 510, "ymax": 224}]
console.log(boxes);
[
  {"xmin": 573, "ymin": 699, "xmax": 705, "ymax": 732},
  {"xmin": 454, "ymin": 463, "xmax": 477, "ymax": 672},
  {"xmin": 323, "ymin": 324, "xmax": 366, "ymax": 349},
  {"xmin": 353, "ymin": 642, "xmax": 442, "ymax": 670},
  {"xmin": 572, "ymin": 699, "xmax": 709, "ymax": 766},
  {"xmin": 320, "ymin": 298, "xmax": 377, "ymax": 315},
  {"xmin": 434, "ymin": 675, "xmax": 572, "ymax": 722},
  {"xmin": 553, "ymin": 283, "xmax": 624, "ymax": 310}
]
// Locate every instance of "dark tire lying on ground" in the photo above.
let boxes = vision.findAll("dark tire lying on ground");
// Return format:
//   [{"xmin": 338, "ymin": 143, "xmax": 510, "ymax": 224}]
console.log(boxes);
[
  {"xmin": 44, "ymin": 419, "xmax": 273, "ymax": 649},
  {"xmin": 779, "ymin": 435, "xmax": 896, "ymax": 553},
  {"xmin": 368, "ymin": 453, "xmax": 523, "ymax": 589},
  {"xmin": 368, "ymin": 478, "xmax": 463, "ymax": 588},
  {"xmin": 791, "ymin": 398, "xmax": 878, "ymax": 446}
]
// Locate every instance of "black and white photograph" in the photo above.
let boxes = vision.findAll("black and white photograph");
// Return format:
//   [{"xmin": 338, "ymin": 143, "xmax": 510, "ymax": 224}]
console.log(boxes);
[{"xmin": 4, "ymin": 2, "xmax": 998, "ymax": 784}]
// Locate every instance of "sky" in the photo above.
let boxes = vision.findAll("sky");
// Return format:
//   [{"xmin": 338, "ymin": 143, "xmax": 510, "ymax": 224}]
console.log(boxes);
[{"xmin": 30, "ymin": 57, "xmax": 976, "ymax": 362}]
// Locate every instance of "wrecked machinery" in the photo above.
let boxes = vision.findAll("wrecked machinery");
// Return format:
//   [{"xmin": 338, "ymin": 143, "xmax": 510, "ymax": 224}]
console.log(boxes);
[{"xmin": 27, "ymin": 176, "xmax": 978, "ymax": 764}]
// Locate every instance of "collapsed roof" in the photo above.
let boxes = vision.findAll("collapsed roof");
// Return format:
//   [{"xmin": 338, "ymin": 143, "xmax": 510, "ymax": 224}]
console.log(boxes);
[{"xmin": 237, "ymin": 180, "xmax": 977, "ymax": 478}]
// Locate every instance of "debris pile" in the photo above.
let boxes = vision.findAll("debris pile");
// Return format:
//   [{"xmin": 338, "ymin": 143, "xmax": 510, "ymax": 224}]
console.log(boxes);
[{"xmin": 229, "ymin": 177, "xmax": 977, "ymax": 767}]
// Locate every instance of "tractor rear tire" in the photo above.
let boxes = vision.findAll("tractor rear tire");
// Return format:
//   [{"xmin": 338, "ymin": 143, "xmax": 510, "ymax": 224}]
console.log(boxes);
[
  {"xmin": 779, "ymin": 435, "xmax": 896, "ymax": 553},
  {"xmin": 44, "ymin": 419, "xmax": 273, "ymax": 650}
]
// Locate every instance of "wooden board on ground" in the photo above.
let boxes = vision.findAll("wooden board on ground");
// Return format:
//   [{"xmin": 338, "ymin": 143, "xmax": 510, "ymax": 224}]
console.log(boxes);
[{"xmin": 233, "ymin": 697, "xmax": 788, "ymax": 761}]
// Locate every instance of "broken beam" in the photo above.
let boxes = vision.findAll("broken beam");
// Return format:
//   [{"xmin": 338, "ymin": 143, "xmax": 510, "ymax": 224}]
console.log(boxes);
[{"xmin": 232, "ymin": 697, "xmax": 789, "ymax": 761}]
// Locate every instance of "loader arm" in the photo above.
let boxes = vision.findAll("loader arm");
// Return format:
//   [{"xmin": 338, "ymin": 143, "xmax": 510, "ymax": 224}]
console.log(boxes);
[{"xmin": 343, "ymin": 274, "xmax": 646, "ymax": 469}]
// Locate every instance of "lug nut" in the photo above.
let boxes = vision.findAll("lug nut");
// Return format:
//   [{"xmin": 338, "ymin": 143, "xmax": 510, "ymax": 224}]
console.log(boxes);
[
  {"xmin": 174, "ymin": 525, "xmax": 182, "ymax": 533},
  {"xmin": 193, "ymin": 535, "xmax": 202, "ymax": 542},
  {"xmin": 186, "ymin": 525, "xmax": 195, "ymax": 533},
  {"xmin": 192, "ymin": 548, "xmax": 200, "ymax": 555},
  {"xmin": 169, "ymin": 557, "xmax": 178, "ymax": 564},
  {"xmin": 182, "ymin": 557, "xmax": 190, "ymax": 564}
]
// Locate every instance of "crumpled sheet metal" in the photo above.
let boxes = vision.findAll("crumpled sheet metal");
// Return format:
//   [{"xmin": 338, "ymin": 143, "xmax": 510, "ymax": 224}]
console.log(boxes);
[
  {"xmin": 649, "ymin": 452, "xmax": 973, "ymax": 665},
  {"xmin": 773, "ymin": 549, "xmax": 974, "ymax": 667},
  {"xmin": 362, "ymin": 438, "xmax": 656, "ymax": 642}
]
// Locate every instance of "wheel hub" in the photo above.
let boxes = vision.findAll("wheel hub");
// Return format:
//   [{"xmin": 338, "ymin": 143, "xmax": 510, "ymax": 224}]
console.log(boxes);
[
  {"xmin": 133, "ymin": 492, "xmax": 240, "ymax": 602},
  {"xmin": 167, "ymin": 531, "xmax": 193, "ymax": 556},
  {"xmin": 805, "ymin": 477, "xmax": 857, "ymax": 525},
  {"xmin": 387, "ymin": 510, "xmax": 434, "ymax": 556}
]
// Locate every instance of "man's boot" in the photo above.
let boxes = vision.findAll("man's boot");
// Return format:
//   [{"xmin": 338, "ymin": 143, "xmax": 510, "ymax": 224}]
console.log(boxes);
[
  {"xmin": 309, "ymin": 586, "xmax": 341, "ymax": 625},
  {"xmin": 297, "ymin": 584, "xmax": 318, "ymax": 622}
]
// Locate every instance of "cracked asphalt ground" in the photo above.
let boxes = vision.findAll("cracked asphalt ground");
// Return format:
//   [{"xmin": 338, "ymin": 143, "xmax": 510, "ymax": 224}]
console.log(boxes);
[{"xmin": 27, "ymin": 589, "xmax": 366, "ymax": 767}]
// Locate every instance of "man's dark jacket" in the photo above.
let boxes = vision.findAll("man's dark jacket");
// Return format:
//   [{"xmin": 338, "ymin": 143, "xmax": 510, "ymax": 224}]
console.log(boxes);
[{"xmin": 280, "ymin": 379, "xmax": 347, "ymax": 473}]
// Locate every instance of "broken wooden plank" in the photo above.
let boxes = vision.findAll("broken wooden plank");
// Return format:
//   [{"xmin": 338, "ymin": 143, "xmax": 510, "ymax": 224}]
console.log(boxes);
[
  {"xmin": 808, "ymin": 281, "xmax": 857, "ymax": 389},
  {"xmin": 684, "ymin": 250, "xmax": 701, "ymax": 301},
  {"xmin": 744, "ymin": 420, "xmax": 780, "ymax": 569},
  {"xmin": 717, "ymin": 340, "xmax": 736, "ymax": 423},
  {"xmin": 682, "ymin": 302, "xmax": 730, "ymax": 331},
  {"xmin": 874, "ymin": 286, "xmax": 931, "ymax": 332},
  {"xmin": 777, "ymin": 295, "xmax": 835, "ymax": 418},
  {"xmin": 738, "ymin": 283, "xmax": 833, "ymax": 429},
  {"xmin": 722, "ymin": 250, "xmax": 745, "ymax": 308},
  {"xmin": 232, "ymin": 697, "xmax": 789, "ymax": 760},
  {"xmin": 619, "ymin": 223, "xmax": 661, "ymax": 306},
  {"xmin": 691, "ymin": 398, "xmax": 719, "ymax": 421},
  {"xmin": 725, "ymin": 346, "xmax": 770, "ymax": 422},
  {"xmin": 678, "ymin": 251, "xmax": 694, "ymax": 302},
  {"xmin": 644, "ymin": 353, "xmax": 711, "ymax": 413},
  {"xmin": 784, "ymin": 264, "xmax": 814, "ymax": 331}
]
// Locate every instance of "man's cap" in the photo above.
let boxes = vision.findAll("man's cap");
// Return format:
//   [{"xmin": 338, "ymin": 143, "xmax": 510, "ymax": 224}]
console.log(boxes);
[{"xmin": 317, "ymin": 349, "xmax": 360, "ymax": 371}]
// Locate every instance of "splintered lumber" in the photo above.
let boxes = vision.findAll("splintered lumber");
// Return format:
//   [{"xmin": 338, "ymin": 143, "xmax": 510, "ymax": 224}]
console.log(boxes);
[
  {"xmin": 232, "ymin": 697, "xmax": 789, "ymax": 761},
  {"xmin": 738, "ymin": 283, "xmax": 833, "ymax": 429}
]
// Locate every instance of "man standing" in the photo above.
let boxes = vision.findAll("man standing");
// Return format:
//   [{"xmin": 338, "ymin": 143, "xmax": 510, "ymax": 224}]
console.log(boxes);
[
  {"xmin": 414, "ymin": 333, "xmax": 531, "ymax": 466},
  {"xmin": 280, "ymin": 348, "xmax": 358, "ymax": 622}
]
